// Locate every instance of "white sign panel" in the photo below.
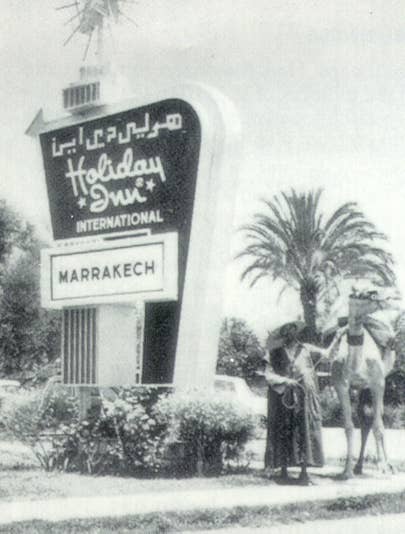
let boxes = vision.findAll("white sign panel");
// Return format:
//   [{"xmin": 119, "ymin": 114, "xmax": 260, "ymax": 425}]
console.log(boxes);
[{"xmin": 41, "ymin": 233, "xmax": 178, "ymax": 308}]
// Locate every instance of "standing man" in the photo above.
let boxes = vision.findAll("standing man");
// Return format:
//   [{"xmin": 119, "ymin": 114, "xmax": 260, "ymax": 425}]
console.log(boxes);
[{"xmin": 263, "ymin": 321, "xmax": 344, "ymax": 485}]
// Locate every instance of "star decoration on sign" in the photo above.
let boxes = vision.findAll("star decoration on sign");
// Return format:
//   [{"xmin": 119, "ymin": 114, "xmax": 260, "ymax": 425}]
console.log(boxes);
[
  {"xmin": 78, "ymin": 197, "xmax": 87, "ymax": 208},
  {"xmin": 146, "ymin": 178, "xmax": 156, "ymax": 192}
]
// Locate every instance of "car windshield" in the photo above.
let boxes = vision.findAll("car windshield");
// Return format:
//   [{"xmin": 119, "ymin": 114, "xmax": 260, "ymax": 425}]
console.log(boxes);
[{"xmin": 237, "ymin": 380, "xmax": 253, "ymax": 396}]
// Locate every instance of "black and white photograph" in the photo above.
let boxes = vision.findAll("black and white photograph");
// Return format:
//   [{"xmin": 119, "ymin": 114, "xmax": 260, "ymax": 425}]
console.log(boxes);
[{"xmin": 1, "ymin": 1, "xmax": 405, "ymax": 532}]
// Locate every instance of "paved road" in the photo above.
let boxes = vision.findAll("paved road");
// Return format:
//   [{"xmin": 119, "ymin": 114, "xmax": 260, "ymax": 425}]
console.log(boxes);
[{"xmin": 181, "ymin": 513, "xmax": 405, "ymax": 534}]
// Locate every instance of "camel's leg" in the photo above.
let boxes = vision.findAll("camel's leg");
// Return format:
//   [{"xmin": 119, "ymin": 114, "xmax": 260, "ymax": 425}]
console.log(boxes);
[
  {"xmin": 335, "ymin": 383, "xmax": 355, "ymax": 479},
  {"xmin": 354, "ymin": 389, "xmax": 373, "ymax": 475},
  {"xmin": 354, "ymin": 419, "xmax": 372, "ymax": 475},
  {"xmin": 371, "ymin": 383, "xmax": 391, "ymax": 473}
]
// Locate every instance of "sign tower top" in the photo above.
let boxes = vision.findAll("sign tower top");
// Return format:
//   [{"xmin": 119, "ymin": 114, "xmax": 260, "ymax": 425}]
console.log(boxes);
[{"xmin": 57, "ymin": 0, "xmax": 136, "ymax": 113}]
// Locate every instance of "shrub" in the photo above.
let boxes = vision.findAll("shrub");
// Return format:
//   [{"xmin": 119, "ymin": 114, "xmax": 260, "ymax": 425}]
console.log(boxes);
[
  {"xmin": 383, "ymin": 404, "xmax": 405, "ymax": 429},
  {"xmin": 1, "ymin": 385, "xmax": 170, "ymax": 475},
  {"xmin": 319, "ymin": 386, "xmax": 343, "ymax": 427},
  {"xmin": 319, "ymin": 386, "xmax": 405, "ymax": 429},
  {"xmin": 99, "ymin": 387, "xmax": 169, "ymax": 475},
  {"xmin": 36, "ymin": 387, "xmax": 170, "ymax": 475},
  {"xmin": 50, "ymin": 417, "xmax": 123, "ymax": 474},
  {"xmin": 155, "ymin": 390, "xmax": 257, "ymax": 476},
  {"xmin": 2, "ymin": 386, "xmax": 258, "ymax": 477},
  {"xmin": 319, "ymin": 386, "xmax": 360, "ymax": 427},
  {"xmin": 1, "ymin": 388, "xmax": 43, "ymax": 438},
  {"xmin": 1, "ymin": 385, "xmax": 79, "ymax": 470}
]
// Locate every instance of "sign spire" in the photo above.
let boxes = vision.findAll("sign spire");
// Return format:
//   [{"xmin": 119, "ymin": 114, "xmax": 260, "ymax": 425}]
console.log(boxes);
[{"xmin": 57, "ymin": 0, "xmax": 136, "ymax": 113}]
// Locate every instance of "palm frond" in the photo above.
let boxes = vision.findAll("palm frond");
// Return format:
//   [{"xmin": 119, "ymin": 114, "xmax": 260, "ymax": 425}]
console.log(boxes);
[{"xmin": 237, "ymin": 189, "xmax": 397, "ymax": 315}]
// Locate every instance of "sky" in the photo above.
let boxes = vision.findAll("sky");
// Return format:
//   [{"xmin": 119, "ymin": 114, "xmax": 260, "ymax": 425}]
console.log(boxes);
[{"xmin": 1, "ymin": 1, "xmax": 405, "ymax": 339}]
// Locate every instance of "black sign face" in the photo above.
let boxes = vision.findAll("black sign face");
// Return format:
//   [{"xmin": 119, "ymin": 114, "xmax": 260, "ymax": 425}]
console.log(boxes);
[
  {"xmin": 41, "ymin": 99, "xmax": 202, "ymax": 385},
  {"xmin": 40, "ymin": 99, "xmax": 201, "ymax": 241}
]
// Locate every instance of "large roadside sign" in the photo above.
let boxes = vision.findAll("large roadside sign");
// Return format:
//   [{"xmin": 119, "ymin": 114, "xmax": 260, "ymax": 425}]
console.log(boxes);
[
  {"xmin": 38, "ymin": 98, "xmax": 201, "ymax": 385},
  {"xmin": 32, "ymin": 87, "xmax": 239, "ymax": 388}
]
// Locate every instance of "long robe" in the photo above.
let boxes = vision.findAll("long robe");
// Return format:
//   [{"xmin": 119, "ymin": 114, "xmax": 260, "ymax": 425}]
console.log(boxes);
[{"xmin": 264, "ymin": 344, "xmax": 324, "ymax": 469}]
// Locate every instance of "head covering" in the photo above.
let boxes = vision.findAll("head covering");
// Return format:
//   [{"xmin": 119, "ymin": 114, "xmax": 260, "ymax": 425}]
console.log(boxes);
[{"xmin": 266, "ymin": 320, "xmax": 306, "ymax": 352}]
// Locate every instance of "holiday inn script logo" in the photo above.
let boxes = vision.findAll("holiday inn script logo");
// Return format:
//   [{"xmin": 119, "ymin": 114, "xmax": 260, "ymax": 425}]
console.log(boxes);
[{"xmin": 40, "ymin": 99, "xmax": 201, "ymax": 240}]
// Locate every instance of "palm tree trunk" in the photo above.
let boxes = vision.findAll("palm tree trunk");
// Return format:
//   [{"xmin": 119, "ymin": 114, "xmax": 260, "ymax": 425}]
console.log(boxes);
[{"xmin": 300, "ymin": 285, "xmax": 318, "ymax": 342}]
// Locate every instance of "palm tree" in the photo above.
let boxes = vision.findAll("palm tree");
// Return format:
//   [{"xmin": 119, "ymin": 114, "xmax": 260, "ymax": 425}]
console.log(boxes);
[{"xmin": 238, "ymin": 189, "xmax": 396, "ymax": 338}]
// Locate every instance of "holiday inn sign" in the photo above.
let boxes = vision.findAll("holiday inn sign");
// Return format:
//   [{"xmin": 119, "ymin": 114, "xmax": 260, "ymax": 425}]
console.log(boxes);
[
  {"xmin": 41, "ymin": 233, "xmax": 178, "ymax": 307},
  {"xmin": 40, "ymin": 99, "xmax": 200, "ymax": 241}
]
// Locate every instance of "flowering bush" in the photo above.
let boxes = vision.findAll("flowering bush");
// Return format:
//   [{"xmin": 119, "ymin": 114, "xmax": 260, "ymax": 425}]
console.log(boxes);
[
  {"xmin": 2, "ymin": 385, "xmax": 258, "ymax": 476},
  {"xmin": 36, "ymin": 387, "xmax": 170, "ymax": 475},
  {"xmin": 99, "ymin": 387, "xmax": 169, "ymax": 475},
  {"xmin": 155, "ymin": 390, "xmax": 256, "ymax": 475}
]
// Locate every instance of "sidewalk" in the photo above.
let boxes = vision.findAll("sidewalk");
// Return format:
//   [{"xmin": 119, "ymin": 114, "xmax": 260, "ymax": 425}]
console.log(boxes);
[
  {"xmin": 182, "ymin": 513, "xmax": 405, "ymax": 534},
  {"xmin": 1, "ymin": 470, "xmax": 405, "ymax": 525}
]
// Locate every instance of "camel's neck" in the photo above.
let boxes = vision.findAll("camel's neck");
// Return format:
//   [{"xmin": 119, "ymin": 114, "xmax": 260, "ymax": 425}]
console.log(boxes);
[
  {"xmin": 347, "ymin": 298, "xmax": 367, "ymax": 371},
  {"xmin": 348, "ymin": 298, "xmax": 365, "ymax": 336}
]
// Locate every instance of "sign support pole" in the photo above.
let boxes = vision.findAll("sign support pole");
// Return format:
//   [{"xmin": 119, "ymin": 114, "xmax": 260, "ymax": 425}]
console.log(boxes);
[{"xmin": 78, "ymin": 386, "xmax": 92, "ymax": 419}]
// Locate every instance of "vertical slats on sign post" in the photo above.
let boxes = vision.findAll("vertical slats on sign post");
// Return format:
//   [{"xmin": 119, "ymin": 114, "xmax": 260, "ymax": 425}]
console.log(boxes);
[
  {"xmin": 70, "ymin": 310, "xmax": 74, "ymax": 384},
  {"xmin": 67, "ymin": 309, "xmax": 71, "ymax": 383},
  {"xmin": 80, "ymin": 309, "xmax": 86, "ymax": 382},
  {"xmin": 86, "ymin": 309, "xmax": 90, "ymax": 383},
  {"xmin": 74, "ymin": 310, "xmax": 79, "ymax": 384},
  {"xmin": 62, "ymin": 308, "xmax": 97, "ymax": 385},
  {"xmin": 134, "ymin": 302, "xmax": 145, "ymax": 384},
  {"xmin": 63, "ymin": 309, "xmax": 68, "ymax": 382},
  {"xmin": 92, "ymin": 308, "xmax": 97, "ymax": 383}
]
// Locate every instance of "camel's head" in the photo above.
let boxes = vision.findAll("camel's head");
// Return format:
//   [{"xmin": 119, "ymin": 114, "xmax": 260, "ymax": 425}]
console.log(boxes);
[{"xmin": 349, "ymin": 286, "xmax": 401, "ymax": 318}]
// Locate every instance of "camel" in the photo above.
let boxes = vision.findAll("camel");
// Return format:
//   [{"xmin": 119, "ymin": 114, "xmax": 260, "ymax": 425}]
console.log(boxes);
[{"xmin": 327, "ymin": 288, "xmax": 399, "ymax": 479}]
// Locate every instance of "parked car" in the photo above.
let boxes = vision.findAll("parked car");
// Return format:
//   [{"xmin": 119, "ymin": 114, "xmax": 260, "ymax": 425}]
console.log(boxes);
[
  {"xmin": 0, "ymin": 379, "xmax": 20, "ymax": 410},
  {"xmin": 214, "ymin": 375, "xmax": 267, "ymax": 419},
  {"xmin": 0, "ymin": 379, "xmax": 20, "ymax": 395}
]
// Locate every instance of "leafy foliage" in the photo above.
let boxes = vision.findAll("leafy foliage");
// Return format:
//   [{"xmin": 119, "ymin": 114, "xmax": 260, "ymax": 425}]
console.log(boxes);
[
  {"xmin": 393, "ymin": 311, "xmax": 405, "ymax": 370},
  {"xmin": 1, "ymin": 386, "xmax": 78, "ymax": 470},
  {"xmin": 2, "ymin": 384, "xmax": 259, "ymax": 477},
  {"xmin": 216, "ymin": 318, "xmax": 265, "ymax": 384},
  {"xmin": 0, "ymin": 200, "xmax": 61, "ymax": 377},
  {"xmin": 319, "ymin": 385, "xmax": 405, "ymax": 428},
  {"xmin": 238, "ymin": 189, "xmax": 395, "ymax": 337},
  {"xmin": 156, "ymin": 390, "xmax": 256, "ymax": 475},
  {"xmin": 1, "ymin": 386, "xmax": 168, "ymax": 475},
  {"xmin": 0, "ymin": 254, "xmax": 61, "ymax": 376},
  {"xmin": 319, "ymin": 386, "xmax": 344, "ymax": 427},
  {"xmin": 0, "ymin": 199, "xmax": 39, "ymax": 266}
]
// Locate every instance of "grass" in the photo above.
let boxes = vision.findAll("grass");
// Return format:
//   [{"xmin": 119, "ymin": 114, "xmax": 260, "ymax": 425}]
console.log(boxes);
[
  {"xmin": 0, "ymin": 468, "xmax": 273, "ymax": 502},
  {"xmin": 2, "ymin": 433, "xmax": 405, "ymax": 532},
  {"xmin": 0, "ymin": 434, "xmax": 271, "ymax": 501},
  {"xmin": 2, "ymin": 491, "xmax": 405, "ymax": 533},
  {"xmin": 1, "ymin": 434, "xmax": 405, "ymax": 502}
]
